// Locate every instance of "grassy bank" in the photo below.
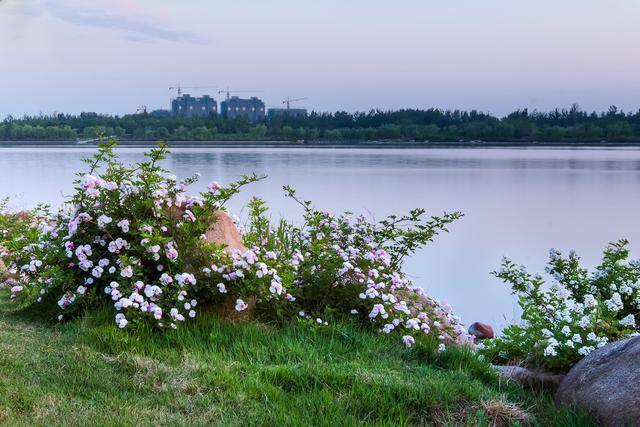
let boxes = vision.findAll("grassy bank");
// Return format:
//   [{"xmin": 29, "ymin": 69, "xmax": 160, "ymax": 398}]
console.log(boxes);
[{"xmin": 0, "ymin": 292, "xmax": 592, "ymax": 426}]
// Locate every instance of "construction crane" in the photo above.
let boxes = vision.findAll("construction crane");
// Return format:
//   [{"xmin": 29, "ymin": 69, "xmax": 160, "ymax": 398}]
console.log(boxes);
[
  {"xmin": 169, "ymin": 84, "xmax": 217, "ymax": 97},
  {"xmin": 283, "ymin": 96, "xmax": 308, "ymax": 110},
  {"xmin": 218, "ymin": 87, "xmax": 263, "ymax": 100}
]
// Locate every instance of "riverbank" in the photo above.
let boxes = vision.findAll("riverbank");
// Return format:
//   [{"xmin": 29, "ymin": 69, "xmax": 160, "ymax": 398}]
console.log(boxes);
[
  {"xmin": 3, "ymin": 139, "xmax": 640, "ymax": 149},
  {"xmin": 0, "ymin": 293, "xmax": 591, "ymax": 426}
]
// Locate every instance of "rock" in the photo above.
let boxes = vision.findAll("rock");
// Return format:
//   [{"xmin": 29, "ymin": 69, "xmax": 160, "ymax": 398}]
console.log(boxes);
[
  {"xmin": 0, "ymin": 246, "xmax": 10, "ymax": 282},
  {"xmin": 494, "ymin": 365, "xmax": 565, "ymax": 392},
  {"xmin": 469, "ymin": 322, "xmax": 494, "ymax": 339},
  {"xmin": 205, "ymin": 211, "xmax": 247, "ymax": 254},
  {"xmin": 556, "ymin": 336, "xmax": 640, "ymax": 426}
]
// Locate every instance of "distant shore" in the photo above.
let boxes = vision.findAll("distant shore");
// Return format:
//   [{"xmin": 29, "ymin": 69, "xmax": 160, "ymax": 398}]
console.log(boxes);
[{"xmin": 3, "ymin": 139, "xmax": 640, "ymax": 149}]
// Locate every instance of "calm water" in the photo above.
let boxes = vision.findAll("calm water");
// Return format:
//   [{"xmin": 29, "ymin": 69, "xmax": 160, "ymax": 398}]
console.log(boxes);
[{"xmin": 2, "ymin": 146, "xmax": 640, "ymax": 329}]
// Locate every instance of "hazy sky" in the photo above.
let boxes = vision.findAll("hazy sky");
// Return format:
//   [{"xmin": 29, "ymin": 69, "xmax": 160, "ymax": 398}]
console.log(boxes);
[{"xmin": 1, "ymin": 0, "xmax": 639, "ymax": 117}]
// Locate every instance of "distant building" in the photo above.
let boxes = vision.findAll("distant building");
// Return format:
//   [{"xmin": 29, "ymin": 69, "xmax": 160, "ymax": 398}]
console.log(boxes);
[
  {"xmin": 267, "ymin": 108, "xmax": 308, "ymax": 120},
  {"xmin": 171, "ymin": 94, "xmax": 218, "ymax": 118},
  {"xmin": 221, "ymin": 96, "xmax": 266, "ymax": 122}
]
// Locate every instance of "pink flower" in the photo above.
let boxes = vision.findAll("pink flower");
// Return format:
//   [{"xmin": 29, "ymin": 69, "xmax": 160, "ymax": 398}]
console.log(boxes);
[
  {"xmin": 207, "ymin": 181, "xmax": 221, "ymax": 193},
  {"xmin": 183, "ymin": 210, "xmax": 196, "ymax": 222}
]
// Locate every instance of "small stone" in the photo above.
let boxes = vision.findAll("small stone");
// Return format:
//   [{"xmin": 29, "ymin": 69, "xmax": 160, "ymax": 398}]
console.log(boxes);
[{"xmin": 469, "ymin": 322, "xmax": 494, "ymax": 339}]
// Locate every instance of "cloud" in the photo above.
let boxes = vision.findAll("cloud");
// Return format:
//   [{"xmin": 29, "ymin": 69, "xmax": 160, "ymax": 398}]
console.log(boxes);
[{"xmin": 10, "ymin": 0, "xmax": 210, "ymax": 45}]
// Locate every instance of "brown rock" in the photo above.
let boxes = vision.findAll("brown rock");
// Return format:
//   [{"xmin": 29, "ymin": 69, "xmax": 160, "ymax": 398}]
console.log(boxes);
[
  {"xmin": 556, "ymin": 336, "xmax": 640, "ymax": 426},
  {"xmin": 163, "ymin": 207, "xmax": 247, "ymax": 254},
  {"xmin": 205, "ymin": 211, "xmax": 247, "ymax": 254},
  {"xmin": 494, "ymin": 365, "xmax": 565, "ymax": 392},
  {"xmin": 469, "ymin": 322, "xmax": 494, "ymax": 339}
]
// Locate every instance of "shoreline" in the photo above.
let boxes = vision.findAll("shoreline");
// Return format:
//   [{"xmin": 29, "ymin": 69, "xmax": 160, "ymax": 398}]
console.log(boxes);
[{"xmin": 2, "ymin": 139, "xmax": 640, "ymax": 149}]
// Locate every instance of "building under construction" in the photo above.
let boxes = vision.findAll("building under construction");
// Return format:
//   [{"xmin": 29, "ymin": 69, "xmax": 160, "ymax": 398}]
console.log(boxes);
[
  {"xmin": 165, "ymin": 88, "xmax": 306, "ymax": 123},
  {"xmin": 171, "ymin": 95, "xmax": 218, "ymax": 118},
  {"xmin": 220, "ymin": 96, "xmax": 266, "ymax": 121}
]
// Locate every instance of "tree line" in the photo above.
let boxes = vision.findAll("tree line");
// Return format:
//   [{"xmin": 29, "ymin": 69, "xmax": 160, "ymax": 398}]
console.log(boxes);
[{"xmin": 2, "ymin": 104, "xmax": 640, "ymax": 142}]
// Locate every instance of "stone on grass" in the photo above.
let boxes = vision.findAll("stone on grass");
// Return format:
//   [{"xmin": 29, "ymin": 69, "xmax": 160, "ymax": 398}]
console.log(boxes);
[{"xmin": 556, "ymin": 336, "xmax": 640, "ymax": 426}]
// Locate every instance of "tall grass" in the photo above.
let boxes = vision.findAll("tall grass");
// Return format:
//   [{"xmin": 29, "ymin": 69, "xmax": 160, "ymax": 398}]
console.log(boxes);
[{"xmin": 0, "ymin": 292, "xmax": 593, "ymax": 426}]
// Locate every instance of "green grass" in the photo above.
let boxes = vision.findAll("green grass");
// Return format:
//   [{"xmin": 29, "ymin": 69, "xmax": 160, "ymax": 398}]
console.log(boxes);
[{"xmin": 0, "ymin": 292, "xmax": 593, "ymax": 426}]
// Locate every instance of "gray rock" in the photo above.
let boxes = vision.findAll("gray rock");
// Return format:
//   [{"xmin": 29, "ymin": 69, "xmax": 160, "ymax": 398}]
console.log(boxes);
[
  {"xmin": 556, "ymin": 336, "xmax": 640, "ymax": 426},
  {"xmin": 493, "ymin": 365, "xmax": 564, "ymax": 391}
]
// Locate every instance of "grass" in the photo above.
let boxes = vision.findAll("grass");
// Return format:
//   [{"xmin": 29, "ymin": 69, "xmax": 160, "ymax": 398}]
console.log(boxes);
[{"xmin": 0, "ymin": 292, "xmax": 594, "ymax": 427}]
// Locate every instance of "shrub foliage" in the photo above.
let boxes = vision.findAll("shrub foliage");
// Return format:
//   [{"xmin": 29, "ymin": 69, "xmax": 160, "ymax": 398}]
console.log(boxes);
[{"xmin": 480, "ymin": 241, "xmax": 640, "ymax": 371}]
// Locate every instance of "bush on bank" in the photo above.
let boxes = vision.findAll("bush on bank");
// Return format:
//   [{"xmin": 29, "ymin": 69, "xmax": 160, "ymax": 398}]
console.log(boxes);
[
  {"xmin": 480, "ymin": 241, "xmax": 640, "ymax": 371},
  {"xmin": 0, "ymin": 140, "xmax": 469, "ymax": 349}
]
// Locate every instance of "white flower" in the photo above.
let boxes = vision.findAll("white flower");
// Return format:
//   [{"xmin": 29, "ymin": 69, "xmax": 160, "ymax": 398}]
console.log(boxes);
[
  {"xmin": 543, "ymin": 345, "xmax": 557, "ymax": 357},
  {"xmin": 235, "ymin": 299, "xmax": 248, "ymax": 312},
  {"xmin": 217, "ymin": 283, "xmax": 227, "ymax": 294},
  {"xmin": 91, "ymin": 266, "xmax": 103, "ymax": 278},
  {"xmin": 269, "ymin": 280, "xmax": 284, "ymax": 295},
  {"xmin": 97, "ymin": 215, "xmax": 113, "ymax": 228},
  {"xmin": 605, "ymin": 293, "xmax": 623, "ymax": 312},
  {"xmin": 117, "ymin": 219, "xmax": 130, "ymax": 233},
  {"xmin": 115, "ymin": 313, "xmax": 128, "ymax": 329},
  {"xmin": 620, "ymin": 314, "xmax": 636, "ymax": 327},
  {"xmin": 578, "ymin": 346, "xmax": 594, "ymax": 356},
  {"xmin": 120, "ymin": 265, "xmax": 133, "ymax": 278},
  {"xmin": 402, "ymin": 335, "xmax": 415, "ymax": 348}
]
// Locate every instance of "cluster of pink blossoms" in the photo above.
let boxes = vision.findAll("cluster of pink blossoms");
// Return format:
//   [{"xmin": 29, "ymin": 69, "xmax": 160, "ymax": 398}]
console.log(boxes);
[{"xmin": 283, "ymin": 211, "xmax": 472, "ymax": 348}]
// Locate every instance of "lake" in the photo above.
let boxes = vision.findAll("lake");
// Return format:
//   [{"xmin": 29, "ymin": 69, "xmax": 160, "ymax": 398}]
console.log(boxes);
[{"xmin": 1, "ymin": 145, "xmax": 639, "ymax": 329}]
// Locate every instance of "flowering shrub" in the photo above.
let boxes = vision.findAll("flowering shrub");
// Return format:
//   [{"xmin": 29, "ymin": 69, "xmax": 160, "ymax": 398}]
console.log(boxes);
[
  {"xmin": 1, "ymin": 140, "xmax": 470, "ymax": 349},
  {"xmin": 242, "ymin": 188, "xmax": 470, "ymax": 347},
  {"xmin": 480, "ymin": 240, "xmax": 640, "ymax": 371}
]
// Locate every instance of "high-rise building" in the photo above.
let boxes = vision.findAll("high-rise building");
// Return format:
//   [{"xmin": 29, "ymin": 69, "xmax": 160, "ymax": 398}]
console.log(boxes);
[
  {"xmin": 171, "ymin": 94, "xmax": 218, "ymax": 118},
  {"xmin": 221, "ymin": 96, "xmax": 266, "ymax": 122}
]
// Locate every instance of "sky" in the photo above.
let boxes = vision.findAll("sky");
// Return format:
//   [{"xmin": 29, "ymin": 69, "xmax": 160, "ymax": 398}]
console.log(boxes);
[{"xmin": 1, "ymin": 0, "xmax": 639, "ymax": 117}]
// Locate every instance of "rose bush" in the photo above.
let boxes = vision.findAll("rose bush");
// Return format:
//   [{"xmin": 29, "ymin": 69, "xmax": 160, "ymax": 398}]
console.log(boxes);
[
  {"xmin": 480, "ymin": 240, "xmax": 640, "ymax": 371},
  {"xmin": 1, "ymin": 140, "xmax": 471, "ymax": 348}
]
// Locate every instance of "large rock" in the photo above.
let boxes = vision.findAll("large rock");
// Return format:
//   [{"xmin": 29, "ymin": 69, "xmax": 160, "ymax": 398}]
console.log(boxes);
[
  {"xmin": 556, "ymin": 336, "xmax": 640, "ymax": 426},
  {"xmin": 205, "ymin": 211, "xmax": 247, "ymax": 254},
  {"xmin": 469, "ymin": 322, "xmax": 494, "ymax": 339}
]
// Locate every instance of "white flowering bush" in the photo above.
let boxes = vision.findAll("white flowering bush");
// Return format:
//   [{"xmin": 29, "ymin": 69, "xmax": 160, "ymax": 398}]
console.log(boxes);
[
  {"xmin": 1, "ymin": 140, "xmax": 471, "ymax": 349},
  {"xmin": 480, "ymin": 240, "xmax": 640, "ymax": 371}
]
